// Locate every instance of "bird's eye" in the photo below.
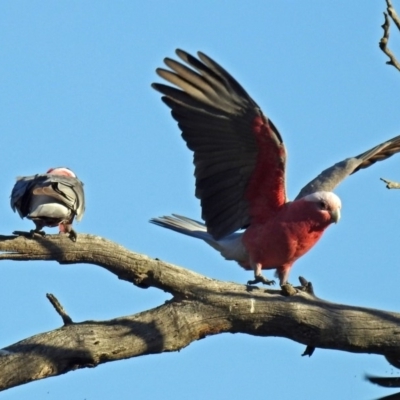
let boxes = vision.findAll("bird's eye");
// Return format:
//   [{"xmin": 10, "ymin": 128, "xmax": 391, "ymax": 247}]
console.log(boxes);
[{"xmin": 319, "ymin": 201, "xmax": 327, "ymax": 209}]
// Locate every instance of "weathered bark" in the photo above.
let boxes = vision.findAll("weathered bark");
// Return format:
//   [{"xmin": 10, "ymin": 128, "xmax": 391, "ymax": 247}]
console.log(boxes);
[
  {"xmin": 380, "ymin": 0, "xmax": 400, "ymax": 72},
  {"xmin": 0, "ymin": 233, "xmax": 400, "ymax": 392}
]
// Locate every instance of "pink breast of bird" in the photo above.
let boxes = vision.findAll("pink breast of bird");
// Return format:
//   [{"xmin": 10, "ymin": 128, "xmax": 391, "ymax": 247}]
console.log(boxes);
[{"xmin": 242, "ymin": 199, "xmax": 333, "ymax": 271}]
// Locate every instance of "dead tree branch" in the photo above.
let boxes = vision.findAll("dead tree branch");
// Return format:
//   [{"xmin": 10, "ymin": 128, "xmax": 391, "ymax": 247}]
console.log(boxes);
[
  {"xmin": 46, "ymin": 293, "xmax": 73, "ymax": 325},
  {"xmin": 381, "ymin": 177, "xmax": 400, "ymax": 189},
  {"xmin": 1, "ymin": 234, "xmax": 400, "ymax": 391},
  {"xmin": 380, "ymin": 0, "xmax": 400, "ymax": 71}
]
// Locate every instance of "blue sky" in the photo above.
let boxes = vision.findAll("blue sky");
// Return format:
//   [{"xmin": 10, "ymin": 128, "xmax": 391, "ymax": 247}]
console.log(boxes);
[{"xmin": 1, "ymin": 1, "xmax": 400, "ymax": 399}]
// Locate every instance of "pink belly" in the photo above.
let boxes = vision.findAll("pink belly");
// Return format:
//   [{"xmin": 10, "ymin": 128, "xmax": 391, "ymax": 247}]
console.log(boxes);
[{"xmin": 242, "ymin": 221, "xmax": 323, "ymax": 269}]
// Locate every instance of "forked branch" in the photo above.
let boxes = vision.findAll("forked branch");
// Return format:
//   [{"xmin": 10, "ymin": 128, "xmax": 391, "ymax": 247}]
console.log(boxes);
[
  {"xmin": 380, "ymin": 0, "xmax": 400, "ymax": 71},
  {"xmin": 1, "ymin": 234, "xmax": 400, "ymax": 391}
]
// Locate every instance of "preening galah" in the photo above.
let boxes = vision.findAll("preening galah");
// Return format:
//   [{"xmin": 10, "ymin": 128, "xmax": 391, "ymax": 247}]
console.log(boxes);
[
  {"xmin": 150, "ymin": 49, "xmax": 400, "ymax": 286},
  {"xmin": 11, "ymin": 167, "xmax": 85, "ymax": 242}
]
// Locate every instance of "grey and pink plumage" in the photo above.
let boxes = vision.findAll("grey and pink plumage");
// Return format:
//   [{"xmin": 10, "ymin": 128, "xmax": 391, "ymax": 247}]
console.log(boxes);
[
  {"xmin": 11, "ymin": 167, "xmax": 85, "ymax": 241},
  {"xmin": 8, "ymin": 50, "xmax": 400, "ymax": 277},
  {"xmin": 150, "ymin": 49, "xmax": 400, "ymax": 285}
]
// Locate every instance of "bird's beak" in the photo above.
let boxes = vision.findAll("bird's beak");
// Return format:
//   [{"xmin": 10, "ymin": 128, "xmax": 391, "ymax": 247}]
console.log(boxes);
[{"xmin": 330, "ymin": 208, "xmax": 341, "ymax": 224}]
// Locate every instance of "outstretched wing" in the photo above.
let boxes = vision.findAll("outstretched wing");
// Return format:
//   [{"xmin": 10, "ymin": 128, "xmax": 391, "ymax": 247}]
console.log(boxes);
[
  {"xmin": 11, "ymin": 174, "xmax": 85, "ymax": 220},
  {"xmin": 295, "ymin": 135, "xmax": 400, "ymax": 200},
  {"xmin": 153, "ymin": 49, "xmax": 287, "ymax": 240}
]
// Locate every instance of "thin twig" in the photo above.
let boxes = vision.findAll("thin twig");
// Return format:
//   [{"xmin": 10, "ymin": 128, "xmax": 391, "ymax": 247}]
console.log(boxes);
[
  {"xmin": 46, "ymin": 293, "xmax": 73, "ymax": 325},
  {"xmin": 381, "ymin": 177, "xmax": 400, "ymax": 189},
  {"xmin": 379, "ymin": 1, "xmax": 400, "ymax": 72}
]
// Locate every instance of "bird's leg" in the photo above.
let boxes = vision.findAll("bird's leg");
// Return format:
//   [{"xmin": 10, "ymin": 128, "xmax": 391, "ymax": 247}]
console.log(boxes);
[
  {"xmin": 31, "ymin": 221, "xmax": 47, "ymax": 237},
  {"xmin": 247, "ymin": 262, "xmax": 276, "ymax": 286},
  {"xmin": 276, "ymin": 266, "xmax": 292, "ymax": 287}
]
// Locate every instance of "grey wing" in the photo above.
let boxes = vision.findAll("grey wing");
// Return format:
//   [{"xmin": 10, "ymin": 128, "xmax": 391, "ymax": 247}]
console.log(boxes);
[
  {"xmin": 153, "ymin": 49, "xmax": 287, "ymax": 240},
  {"xmin": 47, "ymin": 176, "xmax": 85, "ymax": 220},
  {"xmin": 10, "ymin": 175, "xmax": 38, "ymax": 217},
  {"xmin": 295, "ymin": 134, "xmax": 400, "ymax": 199},
  {"xmin": 72, "ymin": 179, "xmax": 85, "ymax": 220}
]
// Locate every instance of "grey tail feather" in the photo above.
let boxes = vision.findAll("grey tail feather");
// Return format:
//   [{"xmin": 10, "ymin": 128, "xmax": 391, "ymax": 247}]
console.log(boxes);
[
  {"xmin": 149, "ymin": 214, "xmax": 214, "ymax": 242},
  {"xmin": 150, "ymin": 214, "xmax": 248, "ymax": 264}
]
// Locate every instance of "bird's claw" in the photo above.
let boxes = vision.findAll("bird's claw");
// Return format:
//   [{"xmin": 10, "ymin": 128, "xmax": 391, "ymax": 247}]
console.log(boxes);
[
  {"xmin": 32, "ymin": 229, "xmax": 46, "ymax": 237},
  {"xmin": 12, "ymin": 230, "xmax": 46, "ymax": 239},
  {"xmin": 247, "ymin": 276, "xmax": 276, "ymax": 286},
  {"xmin": 68, "ymin": 229, "xmax": 77, "ymax": 242}
]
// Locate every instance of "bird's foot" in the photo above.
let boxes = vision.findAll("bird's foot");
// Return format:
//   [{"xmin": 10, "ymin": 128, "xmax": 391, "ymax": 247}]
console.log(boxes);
[
  {"xmin": 68, "ymin": 229, "xmax": 77, "ymax": 242},
  {"xmin": 247, "ymin": 275, "xmax": 276, "ymax": 286},
  {"xmin": 32, "ymin": 229, "xmax": 46, "ymax": 237},
  {"xmin": 59, "ymin": 229, "xmax": 78, "ymax": 242},
  {"xmin": 59, "ymin": 223, "xmax": 77, "ymax": 242},
  {"xmin": 297, "ymin": 276, "xmax": 315, "ymax": 295},
  {"xmin": 12, "ymin": 230, "xmax": 46, "ymax": 239}
]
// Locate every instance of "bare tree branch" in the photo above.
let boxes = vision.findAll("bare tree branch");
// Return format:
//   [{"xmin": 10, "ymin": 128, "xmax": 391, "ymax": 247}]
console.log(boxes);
[
  {"xmin": 380, "ymin": 0, "xmax": 400, "ymax": 71},
  {"xmin": 46, "ymin": 293, "xmax": 73, "ymax": 325},
  {"xmin": 387, "ymin": 0, "xmax": 400, "ymax": 30},
  {"xmin": 367, "ymin": 374, "xmax": 400, "ymax": 388},
  {"xmin": 381, "ymin": 177, "xmax": 400, "ymax": 189},
  {"xmin": 0, "ymin": 233, "xmax": 208, "ymax": 295},
  {"xmin": 366, "ymin": 375, "xmax": 400, "ymax": 400},
  {"xmin": 1, "ymin": 234, "xmax": 400, "ymax": 392}
]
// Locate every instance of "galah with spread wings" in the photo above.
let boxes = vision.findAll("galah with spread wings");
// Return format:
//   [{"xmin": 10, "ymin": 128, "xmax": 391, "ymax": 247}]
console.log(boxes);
[
  {"xmin": 11, "ymin": 167, "xmax": 85, "ymax": 242},
  {"xmin": 150, "ymin": 49, "xmax": 400, "ymax": 286}
]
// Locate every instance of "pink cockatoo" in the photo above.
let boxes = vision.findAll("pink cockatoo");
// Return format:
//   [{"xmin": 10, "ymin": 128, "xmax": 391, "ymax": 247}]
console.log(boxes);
[
  {"xmin": 150, "ymin": 49, "xmax": 400, "ymax": 286},
  {"xmin": 11, "ymin": 167, "xmax": 85, "ymax": 241}
]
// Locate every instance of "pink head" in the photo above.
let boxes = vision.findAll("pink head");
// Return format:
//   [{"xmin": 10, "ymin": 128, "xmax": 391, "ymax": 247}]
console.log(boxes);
[{"xmin": 46, "ymin": 167, "xmax": 76, "ymax": 178}]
